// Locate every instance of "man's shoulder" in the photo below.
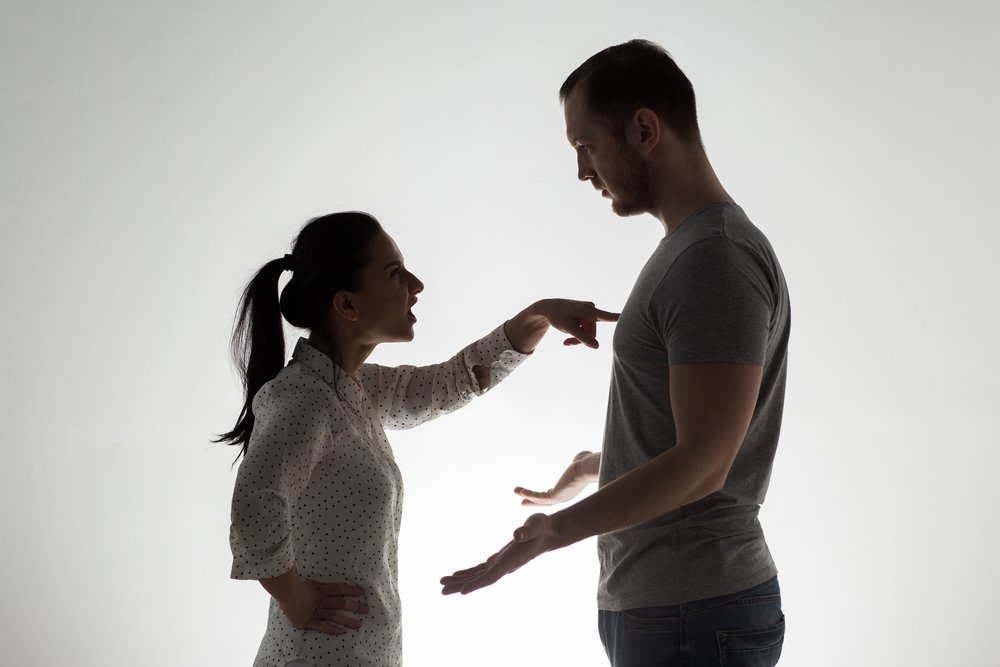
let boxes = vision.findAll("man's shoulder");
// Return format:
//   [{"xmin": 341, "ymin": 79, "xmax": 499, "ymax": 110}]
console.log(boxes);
[{"xmin": 665, "ymin": 204, "xmax": 779, "ymax": 277}]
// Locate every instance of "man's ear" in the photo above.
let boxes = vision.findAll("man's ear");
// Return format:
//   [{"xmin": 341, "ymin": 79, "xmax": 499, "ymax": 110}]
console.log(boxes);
[
  {"xmin": 632, "ymin": 108, "xmax": 661, "ymax": 153},
  {"xmin": 331, "ymin": 290, "xmax": 360, "ymax": 323}
]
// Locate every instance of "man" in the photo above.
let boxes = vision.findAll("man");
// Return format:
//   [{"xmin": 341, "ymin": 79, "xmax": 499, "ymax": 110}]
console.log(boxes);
[{"xmin": 441, "ymin": 39, "xmax": 790, "ymax": 666}]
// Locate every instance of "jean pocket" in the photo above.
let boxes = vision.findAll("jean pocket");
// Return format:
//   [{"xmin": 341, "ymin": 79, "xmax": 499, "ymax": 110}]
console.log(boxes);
[
  {"xmin": 717, "ymin": 617, "xmax": 784, "ymax": 666},
  {"xmin": 622, "ymin": 607, "xmax": 681, "ymax": 632}
]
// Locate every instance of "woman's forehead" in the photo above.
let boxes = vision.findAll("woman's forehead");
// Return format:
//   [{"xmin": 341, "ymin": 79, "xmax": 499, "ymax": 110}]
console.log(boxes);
[{"xmin": 369, "ymin": 231, "xmax": 403, "ymax": 264}]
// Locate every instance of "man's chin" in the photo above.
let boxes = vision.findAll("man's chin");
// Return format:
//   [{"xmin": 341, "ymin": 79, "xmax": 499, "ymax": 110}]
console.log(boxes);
[{"xmin": 610, "ymin": 199, "xmax": 647, "ymax": 217}]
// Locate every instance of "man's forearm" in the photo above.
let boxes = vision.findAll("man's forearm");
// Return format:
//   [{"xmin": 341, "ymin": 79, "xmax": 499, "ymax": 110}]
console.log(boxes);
[{"xmin": 548, "ymin": 442, "xmax": 727, "ymax": 549}]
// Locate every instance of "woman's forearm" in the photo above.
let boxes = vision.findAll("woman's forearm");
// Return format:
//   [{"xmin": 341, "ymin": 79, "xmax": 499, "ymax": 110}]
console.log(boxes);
[
  {"xmin": 504, "ymin": 300, "xmax": 551, "ymax": 354},
  {"xmin": 259, "ymin": 565, "xmax": 303, "ymax": 606}
]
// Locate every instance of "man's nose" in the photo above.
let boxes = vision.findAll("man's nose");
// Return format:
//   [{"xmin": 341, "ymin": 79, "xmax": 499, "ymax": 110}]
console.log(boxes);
[{"xmin": 577, "ymin": 154, "xmax": 594, "ymax": 182}]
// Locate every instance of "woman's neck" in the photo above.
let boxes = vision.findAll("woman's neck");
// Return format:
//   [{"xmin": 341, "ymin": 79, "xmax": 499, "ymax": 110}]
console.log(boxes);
[{"xmin": 307, "ymin": 330, "xmax": 374, "ymax": 380}]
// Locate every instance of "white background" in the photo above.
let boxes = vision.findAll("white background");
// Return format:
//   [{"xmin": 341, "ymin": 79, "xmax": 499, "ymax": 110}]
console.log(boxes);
[{"xmin": 2, "ymin": 1, "xmax": 998, "ymax": 665}]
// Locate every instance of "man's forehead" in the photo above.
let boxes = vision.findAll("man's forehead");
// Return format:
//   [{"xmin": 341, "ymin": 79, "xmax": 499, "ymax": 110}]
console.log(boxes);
[{"xmin": 563, "ymin": 90, "xmax": 589, "ymax": 142}]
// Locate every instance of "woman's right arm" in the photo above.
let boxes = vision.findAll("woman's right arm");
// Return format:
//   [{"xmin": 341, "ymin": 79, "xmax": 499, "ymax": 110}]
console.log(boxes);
[
  {"xmin": 259, "ymin": 565, "xmax": 367, "ymax": 635},
  {"xmin": 229, "ymin": 379, "xmax": 367, "ymax": 634},
  {"xmin": 229, "ymin": 380, "xmax": 321, "ymax": 581}
]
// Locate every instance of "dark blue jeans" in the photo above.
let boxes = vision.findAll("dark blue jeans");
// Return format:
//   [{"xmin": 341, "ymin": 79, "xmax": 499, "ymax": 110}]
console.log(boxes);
[{"xmin": 598, "ymin": 576, "xmax": 784, "ymax": 666}]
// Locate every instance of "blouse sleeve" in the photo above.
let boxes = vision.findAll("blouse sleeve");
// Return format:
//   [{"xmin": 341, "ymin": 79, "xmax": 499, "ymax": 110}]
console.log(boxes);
[
  {"xmin": 359, "ymin": 324, "xmax": 530, "ymax": 431},
  {"xmin": 229, "ymin": 374, "xmax": 329, "ymax": 580}
]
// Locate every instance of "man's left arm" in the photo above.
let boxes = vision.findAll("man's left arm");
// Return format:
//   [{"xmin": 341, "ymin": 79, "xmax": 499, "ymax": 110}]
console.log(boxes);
[{"xmin": 440, "ymin": 361, "xmax": 762, "ymax": 595}]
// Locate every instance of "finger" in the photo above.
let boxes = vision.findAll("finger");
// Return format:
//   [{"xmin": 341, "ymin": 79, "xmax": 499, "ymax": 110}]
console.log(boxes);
[
  {"xmin": 314, "ymin": 608, "xmax": 364, "ymax": 629},
  {"xmin": 563, "ymin": 338, "xmax": 582, "ymax": 346},
  {"xmin": 441, "ymin": 538, "xmax": 515, "ymax": 582},
  {"xmin": 574, "ymin": 322, "xmax": 599, "ymax": 349},
  {"xmin": 513, "ymin": 522, "xmax": 540, "ymax": 543},
  {"xmin": 441, "ymin": 569, "xmax": 491, "ymax": 595},
  {"xmin": 458, "ymin": 566, "xmax": 509, "ymax": 594},
  {"xmin": 321, "ymin": 597, "xmax": 370, "ymax": 615},
  {"xmin": 440, "ymin": 554, "xmax": 499, "ymax": 584},
  {"xmin": 316, "ymin": 582, "xmax": 365, "ymax": 597},
  {"xmin": 593, "ymin": 309, "xmax": 621, "ymax": 321},
  {"xmin": 304, "ymin": 619, "xmax": 346, "ymax": 635},
  {"xmin": 441, "ymin": 580, "xmax": 468, "ymax": 595},
  {"xmin": 513, "ymin": 486, "xmax": 551, "ymax": 499},
  {"xmin": 440, "ymin": 574, "xmax": 480, "ymax": 593},
  {"xmin": 441, "ymin": 562, "xmax": 490, "ymax": 580}
]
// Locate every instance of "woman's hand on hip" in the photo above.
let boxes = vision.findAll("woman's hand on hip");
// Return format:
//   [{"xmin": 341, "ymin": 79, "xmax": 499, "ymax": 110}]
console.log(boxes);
[
  {"xmin": 282, "ymin": 579, "xmax": 368, "ymax": 635},
  {"xmin": 260, "ymin": 567, "xmax": 368, "ymax": 635}
]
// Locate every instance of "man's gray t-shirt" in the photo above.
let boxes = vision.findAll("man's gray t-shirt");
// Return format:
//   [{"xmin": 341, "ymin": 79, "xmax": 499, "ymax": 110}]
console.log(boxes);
[{"xmin": 597, "ymin": 202, "xmax": 790, "ymax": 610}]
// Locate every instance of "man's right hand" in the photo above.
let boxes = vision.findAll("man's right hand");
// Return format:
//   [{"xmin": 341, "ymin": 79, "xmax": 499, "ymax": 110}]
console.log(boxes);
[{"xmin": 514, "ymin": 451, "xmax": 601, "ymax": 506}]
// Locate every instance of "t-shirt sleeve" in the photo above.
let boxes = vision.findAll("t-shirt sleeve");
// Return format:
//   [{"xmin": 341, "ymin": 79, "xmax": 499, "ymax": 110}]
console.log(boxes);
[{"xmin": 651, "ymin": 237, "xmax": 774, "ymax": 366}]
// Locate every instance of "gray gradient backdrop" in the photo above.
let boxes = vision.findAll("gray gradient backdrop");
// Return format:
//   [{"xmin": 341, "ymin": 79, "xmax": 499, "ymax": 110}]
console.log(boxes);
[{"xmin": 2, "ymin": 1, "xmax": 997, "ymax": 665}]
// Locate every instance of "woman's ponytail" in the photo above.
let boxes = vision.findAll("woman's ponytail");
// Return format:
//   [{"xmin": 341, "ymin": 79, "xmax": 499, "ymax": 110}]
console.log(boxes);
[
  {"xmin": 217, "ymin": 211, "xmax": 383, "ymax": 461},
  {"xmin": 216, "ymin": 256, "xmax": 292, "ymax": 458}
]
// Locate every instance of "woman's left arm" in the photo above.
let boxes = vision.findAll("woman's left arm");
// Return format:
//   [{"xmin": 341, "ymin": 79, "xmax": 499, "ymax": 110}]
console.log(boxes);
[{"xmin": 362, "ymin": 299, "xmax": 618, "ymax": 431}]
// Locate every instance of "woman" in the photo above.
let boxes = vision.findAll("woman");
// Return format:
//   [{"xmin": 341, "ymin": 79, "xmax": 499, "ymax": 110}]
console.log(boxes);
[{"xmin": 221, "ymin": 212, "xmax": 617, "ymax": 667}]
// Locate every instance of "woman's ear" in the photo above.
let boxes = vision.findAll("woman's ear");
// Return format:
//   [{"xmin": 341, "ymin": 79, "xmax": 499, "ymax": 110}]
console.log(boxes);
[{"xmin": 330, "ymin": 290, "xmax": 360, "ymax": 323}]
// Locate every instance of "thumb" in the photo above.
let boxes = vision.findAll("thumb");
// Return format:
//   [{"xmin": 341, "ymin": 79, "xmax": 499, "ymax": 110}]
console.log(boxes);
[{"xmin": 513, "ymin": 514, "xmax": 546, "ymax": 542}]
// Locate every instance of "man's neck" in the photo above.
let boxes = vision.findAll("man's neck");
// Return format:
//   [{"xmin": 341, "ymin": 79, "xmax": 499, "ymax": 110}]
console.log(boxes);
[{"xmin": 651, "ymin": 153, "xmax": 733, "ymax": 235}]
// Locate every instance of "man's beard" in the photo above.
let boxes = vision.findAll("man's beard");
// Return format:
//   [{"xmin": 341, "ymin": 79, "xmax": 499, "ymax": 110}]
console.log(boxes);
[{"xmin": 610, "ymin": 146, "xmax": 654, "ymax": 217}]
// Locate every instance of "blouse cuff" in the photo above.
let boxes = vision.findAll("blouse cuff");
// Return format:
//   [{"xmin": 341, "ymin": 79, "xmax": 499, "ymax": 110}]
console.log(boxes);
[
  {"xmin": 230, "ymin": 532, "xmax": 295, "ymax": 581},
  {"xmin": 463, "ymin": 324, "xmax": 532, "ymax": 395}
]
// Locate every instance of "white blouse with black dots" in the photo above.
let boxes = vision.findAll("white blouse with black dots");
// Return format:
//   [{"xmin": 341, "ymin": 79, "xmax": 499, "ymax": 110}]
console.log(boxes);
[{"xmin": 230, "ymin": 325, "xmax": 529, "ymax": 667}]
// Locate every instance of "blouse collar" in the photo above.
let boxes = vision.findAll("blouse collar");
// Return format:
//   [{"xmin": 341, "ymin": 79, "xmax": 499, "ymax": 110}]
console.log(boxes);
[{"xmin": 290, "ymin": 338, "xmax": 368, "ymax": 410}]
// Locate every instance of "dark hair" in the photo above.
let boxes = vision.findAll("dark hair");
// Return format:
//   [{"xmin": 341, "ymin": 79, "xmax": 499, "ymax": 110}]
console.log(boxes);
[
  {"xmin": 559, "ymin": 39, "xmax": 702, "ymax": 146},
  {"xmin": 216, "ymin": 211, "xmax": 383, "ymax": 458}
]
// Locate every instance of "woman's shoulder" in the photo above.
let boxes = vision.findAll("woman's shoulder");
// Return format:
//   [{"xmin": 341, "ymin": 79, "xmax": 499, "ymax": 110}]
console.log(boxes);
[{"xmin": 253, "ymin": 363, "xmax": 338, "ymax": 416}]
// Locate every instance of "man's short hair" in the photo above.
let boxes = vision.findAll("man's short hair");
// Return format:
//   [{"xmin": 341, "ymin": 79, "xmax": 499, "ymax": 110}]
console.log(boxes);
[{"xmin": 560, "ymin": 39, "xmax": 702, "ymax": 146}]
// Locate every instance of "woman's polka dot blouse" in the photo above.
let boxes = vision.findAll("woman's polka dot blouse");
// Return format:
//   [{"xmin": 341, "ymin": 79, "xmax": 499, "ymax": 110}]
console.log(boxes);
[{"xmin": 230, "ymin": 325, "xmax": 529, "ymax": 667}]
